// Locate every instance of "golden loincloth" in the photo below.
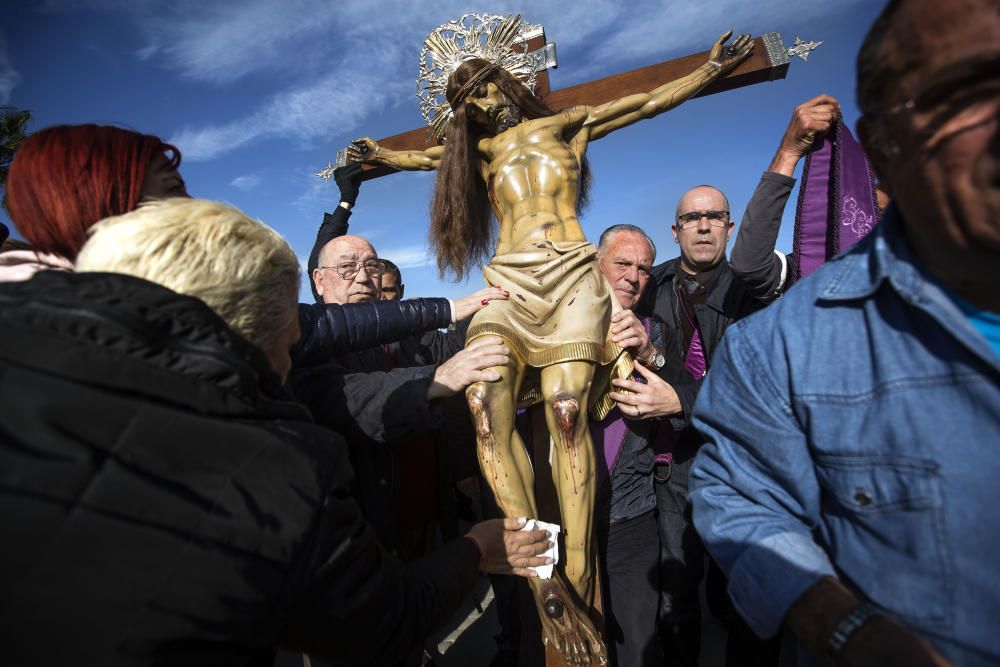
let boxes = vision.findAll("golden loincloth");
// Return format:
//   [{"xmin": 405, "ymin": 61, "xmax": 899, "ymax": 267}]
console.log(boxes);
[{"xmin": 466, "ymin": 240, "xmax": 633, "ymax": 420}]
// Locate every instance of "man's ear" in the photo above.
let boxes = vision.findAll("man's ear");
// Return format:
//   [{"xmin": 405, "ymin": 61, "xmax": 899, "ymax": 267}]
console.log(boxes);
[
  {"xmin": 671, "ymin": 225, "xmax": 680, "ymax": 244},
  {"xmin": 857, "ymin": 115, "xmax": 890, "ymax": 191},
  {"xmin": 312, "ymin": 268, "xmax": 324, "ymax": 296},
  {"xmin": 726, "ymin": 221, "xmax": 735, "ymax": 242}
]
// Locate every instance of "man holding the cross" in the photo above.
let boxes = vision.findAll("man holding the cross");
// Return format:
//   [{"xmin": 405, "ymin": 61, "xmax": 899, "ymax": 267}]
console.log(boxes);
[
  {"xmin": 632, "ymin": 93, "xmax": 839, "ymax": 665},
  {"xmin": 350, "ymin": 17, "xmax": 751, "ymax": 664}
]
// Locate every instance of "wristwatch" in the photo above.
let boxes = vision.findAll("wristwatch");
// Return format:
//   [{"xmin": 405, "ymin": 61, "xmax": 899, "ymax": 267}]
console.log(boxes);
[
  {"xmin": 827, "ymin": 602, "xmax": 882, "ymax": 657},
  {"xmin": 643, "ymin": 350, "xmax": 665, "ymax": 371}
]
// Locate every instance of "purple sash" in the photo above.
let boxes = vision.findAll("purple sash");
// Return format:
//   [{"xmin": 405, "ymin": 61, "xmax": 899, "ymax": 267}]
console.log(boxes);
[
  {"xmin": 590, "ymin": 316, "xmax": 681, "ymax": 473},
  {"xmin": 591, "ymin": 412, "xmax": 629, "ymax": 478},
  {"xmin": 792, "ymin": 120, "xmax": 879, "ymax": 280},
  {"xmin": 676, "ymin": 286, "xmax": 707, "ymax": 380}
]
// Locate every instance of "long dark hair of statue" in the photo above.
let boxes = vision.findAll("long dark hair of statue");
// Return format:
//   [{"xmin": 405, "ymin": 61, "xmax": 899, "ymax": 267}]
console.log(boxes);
[{"xmin": 429, "ymin": 58, "xmax": 592, "ymax": 280}]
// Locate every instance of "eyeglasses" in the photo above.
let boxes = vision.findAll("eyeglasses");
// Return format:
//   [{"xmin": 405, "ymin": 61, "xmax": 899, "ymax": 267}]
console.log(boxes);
[
  {"xmin": 676, "ymin": 210, "xmax": 730, "ymax": 229},
  {"xmin": 319, "ymin": 260, "xmax": 383, "ymax": 280},
  {"xmin": 879, "ymin": 68, "xmax": 999, "ymax": 155}
]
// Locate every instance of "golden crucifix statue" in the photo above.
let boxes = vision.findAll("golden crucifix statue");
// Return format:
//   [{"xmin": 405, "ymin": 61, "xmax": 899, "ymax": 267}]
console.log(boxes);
[{"xmin": 346, "ymin": 14, "xmax": 752, "ymax": 665}]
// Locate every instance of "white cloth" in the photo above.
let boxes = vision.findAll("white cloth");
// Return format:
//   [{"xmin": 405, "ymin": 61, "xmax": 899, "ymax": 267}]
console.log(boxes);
[{"xmin": 519, "ymin": 518, "xmax": 560, "ymax": 579}]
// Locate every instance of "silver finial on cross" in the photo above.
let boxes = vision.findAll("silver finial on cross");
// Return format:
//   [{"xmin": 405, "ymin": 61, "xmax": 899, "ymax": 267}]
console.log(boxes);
[
  {"xmin": 786, "ymin": 36, "xmax": 823, "ymax": 62},
  {"xmin": 315, "ymin": 162, "xmax": 335, "ymax": 183}
]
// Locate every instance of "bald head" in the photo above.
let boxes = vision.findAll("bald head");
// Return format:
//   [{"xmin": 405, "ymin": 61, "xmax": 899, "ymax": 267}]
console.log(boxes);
[
  {"xmin": 672, "ymin": 185, "xmax": 734, "ymax": 274},
  {"xmin": 313, "ymin": 235, "xmax": 381, "ymax": 304},
  {"xmin": 318, "ymin": 235, "xmax": 375, "ymax": 267},
  {"xmin": 675, "ymin": 186, "xmax": 730, "ymax": 220}
]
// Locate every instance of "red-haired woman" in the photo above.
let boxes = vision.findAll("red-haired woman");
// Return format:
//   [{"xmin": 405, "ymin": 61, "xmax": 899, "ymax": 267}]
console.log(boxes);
[
  {"xmin": 0, "ymin": 122, "xmax": 507, "ymax": 362},
  {"xmin": 0, "ymin": 124, "xmax": 186, "ymax": 281}
]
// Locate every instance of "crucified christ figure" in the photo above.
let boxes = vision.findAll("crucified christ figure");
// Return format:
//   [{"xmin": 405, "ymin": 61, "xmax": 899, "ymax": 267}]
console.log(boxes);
[{"xmin": 349, "ymin": 28, "xmax": 752, "ymax": 665}]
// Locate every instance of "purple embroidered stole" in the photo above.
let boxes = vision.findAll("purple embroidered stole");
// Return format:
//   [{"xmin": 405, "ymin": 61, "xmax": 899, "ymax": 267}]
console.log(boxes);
[{"xmin": 792, "ymin": 120, "xmax": 879, "ymax": 280}]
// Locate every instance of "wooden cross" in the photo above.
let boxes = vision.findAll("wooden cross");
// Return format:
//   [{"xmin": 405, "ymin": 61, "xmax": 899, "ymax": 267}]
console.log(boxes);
[
  {"xmin": 321, "ymin": 29, "xmax": 798, "ymax": 181},
  {"xmin": 317, "ymin": 25, "xmax": 810, "ymax": 667}
]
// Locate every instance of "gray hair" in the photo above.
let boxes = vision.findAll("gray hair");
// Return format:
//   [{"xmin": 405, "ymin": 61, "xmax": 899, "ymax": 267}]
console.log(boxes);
[{"xmin": 597, "ymin": 224, "xmax": 656, "ymax": 260}]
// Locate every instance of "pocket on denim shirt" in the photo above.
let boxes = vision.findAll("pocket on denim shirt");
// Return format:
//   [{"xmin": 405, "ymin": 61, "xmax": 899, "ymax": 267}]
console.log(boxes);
[{"xmin": 814, "ymin": 454, "xmax": 952, "ymax": 627}]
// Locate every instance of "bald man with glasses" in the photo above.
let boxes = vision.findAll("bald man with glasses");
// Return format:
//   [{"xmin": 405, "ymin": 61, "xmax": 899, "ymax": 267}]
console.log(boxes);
[{"xmin": 636, "ymin": 94, "xmax": 840, "ymax": 666}]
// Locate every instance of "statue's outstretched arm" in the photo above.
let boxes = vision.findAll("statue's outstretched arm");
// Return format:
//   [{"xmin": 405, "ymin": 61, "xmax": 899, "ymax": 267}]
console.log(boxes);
[
  {"xmin": 583, "ymin": 30, "xmax": 753, "ymax": 141},
  {"xmin": 348, "ymin": 137, "xmax": 444, "ymax": 171}
]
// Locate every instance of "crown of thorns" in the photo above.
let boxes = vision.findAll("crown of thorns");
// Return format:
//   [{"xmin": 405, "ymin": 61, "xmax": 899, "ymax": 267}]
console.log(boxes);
[{"xmin": 417, "ymin": 13, "xmax": 539, "ymax": 140}]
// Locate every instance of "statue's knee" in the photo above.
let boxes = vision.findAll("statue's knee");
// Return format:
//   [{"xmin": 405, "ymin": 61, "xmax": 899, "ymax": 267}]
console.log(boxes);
[
  {"xmin": 466, "ymin": 382, "xmax": 487, "ymax": 406},
  {"xmin": 551, "ymin": 394, "xmax": 580, "ymax": 436},
  {"xmin": 466, "ymin": 383, "xmax": 493, "ymax": 439}
]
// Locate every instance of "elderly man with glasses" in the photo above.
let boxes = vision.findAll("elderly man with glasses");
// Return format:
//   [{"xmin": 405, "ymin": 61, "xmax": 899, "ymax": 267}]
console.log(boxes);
[
  {"xmin": 313, "ymin": 235, "xmax": 385, "ymax": 303},
  {"xmin": 296, "ymin": 230, "xmax": 515, "ymax": 667},
  {"xmin": 635, "ymin": 94, "xmax": 840, "ymax": 666}
]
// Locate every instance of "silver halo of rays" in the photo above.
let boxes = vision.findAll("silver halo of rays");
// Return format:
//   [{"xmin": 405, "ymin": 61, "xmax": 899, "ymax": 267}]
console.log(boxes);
[{"xmin": 417, "ymin": 13, "xmax": 540, "ymax": 141}]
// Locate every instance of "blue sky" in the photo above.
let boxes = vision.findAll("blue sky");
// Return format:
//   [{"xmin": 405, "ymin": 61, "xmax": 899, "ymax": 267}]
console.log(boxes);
[{"xmin": 1, "ymin": 0, "xmax": 886, "ymax": 301}]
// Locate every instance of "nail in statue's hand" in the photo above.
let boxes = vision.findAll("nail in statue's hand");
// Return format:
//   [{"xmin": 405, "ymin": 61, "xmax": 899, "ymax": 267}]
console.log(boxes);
[
  {"xmin": 347, "ymin": 137, "xmax": 380, "ymax": 164},
  {"xmin": 708, "ymin": 30, "xmax": 754, "ymax": 74}
]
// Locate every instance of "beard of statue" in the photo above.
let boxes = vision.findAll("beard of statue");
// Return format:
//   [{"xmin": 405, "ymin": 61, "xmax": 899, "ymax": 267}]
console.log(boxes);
[{"xmin": 429, "ymin": 58, "xmax": 591, "ymax": 280}]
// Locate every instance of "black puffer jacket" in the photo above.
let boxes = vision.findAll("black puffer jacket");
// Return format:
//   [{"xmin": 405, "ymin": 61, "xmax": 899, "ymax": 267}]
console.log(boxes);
[
  {"xmin": 0, "ymin": 271, "xmax": 478, "ymax": 666},
  {"xmin": 293, "ymin": 297, "xmax": 453, "ymax": 367}
]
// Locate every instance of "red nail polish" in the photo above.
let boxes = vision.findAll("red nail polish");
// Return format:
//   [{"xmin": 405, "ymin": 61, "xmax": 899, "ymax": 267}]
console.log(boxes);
[{"xmin": 481, "ymin": 299, "xmax": 489, "ymax": 305}]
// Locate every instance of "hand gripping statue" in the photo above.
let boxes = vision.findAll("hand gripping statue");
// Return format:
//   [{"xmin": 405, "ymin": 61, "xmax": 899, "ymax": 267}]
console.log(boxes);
[{"xmin": 349, "ymin": 14, "xmax": 752, "ymax": 665}]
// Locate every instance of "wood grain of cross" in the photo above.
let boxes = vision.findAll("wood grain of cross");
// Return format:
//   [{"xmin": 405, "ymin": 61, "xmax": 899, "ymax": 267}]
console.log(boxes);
[{"xmin": 319, "ymin": 30, "xmax": 796, "ymax": 182}]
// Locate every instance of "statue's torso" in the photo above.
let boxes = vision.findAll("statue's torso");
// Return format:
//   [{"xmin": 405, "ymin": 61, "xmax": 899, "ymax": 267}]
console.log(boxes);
[{"xmin": 482, "ymin": 116, "xmax": 587, "ymax": 253}]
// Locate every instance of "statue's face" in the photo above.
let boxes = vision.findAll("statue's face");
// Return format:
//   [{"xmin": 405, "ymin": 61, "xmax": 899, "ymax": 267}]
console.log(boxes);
[{"xmin": 466, "ymin": 81, "xmax": 522, "ymax": 134}]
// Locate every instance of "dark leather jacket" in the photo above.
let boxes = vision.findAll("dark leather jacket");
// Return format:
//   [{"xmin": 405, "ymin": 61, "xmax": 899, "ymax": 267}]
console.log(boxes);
[
  {"xmin": 639, "ymin": 171, "xmax": 793, "ymax": 437},
  {"xmin": 604, "ymin": 317, "xmax": 674, "ymax": 524}
]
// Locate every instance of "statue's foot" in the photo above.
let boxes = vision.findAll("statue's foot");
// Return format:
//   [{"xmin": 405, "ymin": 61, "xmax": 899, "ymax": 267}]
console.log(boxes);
[{"xmin": 533, "ymin": 580, "xmax": 606, "ymax": 666}]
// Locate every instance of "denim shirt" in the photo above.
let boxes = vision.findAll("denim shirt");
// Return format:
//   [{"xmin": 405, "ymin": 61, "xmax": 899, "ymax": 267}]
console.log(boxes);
[{"xmin": 689, "ymin": 207, "xmax": 1000, "ymax": 666}]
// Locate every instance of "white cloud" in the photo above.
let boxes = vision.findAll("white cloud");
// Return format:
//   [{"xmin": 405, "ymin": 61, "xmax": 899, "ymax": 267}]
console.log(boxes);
[
  {"xmin": 89, "ymin": 0, "xmax": 863, "ymax": 161},
  {"xmin": 229, "ymin": 173, "xmax": 261, "ymax": 191},
  {"xmin": 168, "ymin": 61, "xmax": 403, "ymax": 161},
  {"xmin": 291, "ymin": 166, "xmax": 337, "ymax": 213},
  {"xmin": 43, "ymin": 0, "xmax": 863, "ymax": 88},
  {"xmin": 0, "ymin": 33, "xmax": 21, "ymax": 104},
  {"xmin": 378, "ymin": 243, "xmax": 432, "ymax": 270},
  {"xmin": 132, "ymin": 0, "xmax": 617, "ymax": 85},
  {"xmin": 137, "ymin": 0, "xmax": 345, "ymax": 84}
]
